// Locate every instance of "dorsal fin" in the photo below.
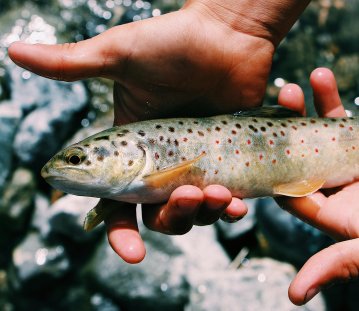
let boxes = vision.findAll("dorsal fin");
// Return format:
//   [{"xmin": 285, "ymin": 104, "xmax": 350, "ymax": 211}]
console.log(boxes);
[{"xmin": 233, "ymin": 106, "xmax": 302, "ymax": 118}]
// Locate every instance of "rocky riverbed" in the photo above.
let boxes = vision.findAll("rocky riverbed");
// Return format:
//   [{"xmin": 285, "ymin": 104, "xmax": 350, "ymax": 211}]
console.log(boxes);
[{"xmin": 0, "ymin": 0, "xmax": 358, "ymax": 310}]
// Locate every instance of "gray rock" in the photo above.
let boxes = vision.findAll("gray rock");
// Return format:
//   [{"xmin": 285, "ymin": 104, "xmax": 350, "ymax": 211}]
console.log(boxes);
[
  {"xmin": 32, "ymin": 194, "xmax": 102, "ymax": 243},
  {"xmin": 0, "ymin": 102, "xmax": 22, "ymax": 194},
  {"xmin": 0, "ymin": 168, "xmax": 36, "ymax": 232},
  {"xmin": 256, "ymin": 198, "xmax": 333, "ymax": 266},
  {"xmin": 215, "ymin": 198, "xmax": 257, "ymax": 240},
  {"xmin": 186, "ymin": 258, "xmax": 325, "ymax": 311},
  {"xmin": 10, "ymin": 232, "xmax": 70, "ymax": 291},
  {"xmin": 4, "ymin": 61, "xmax": 88, "ymax": 169},
  {"xmin": 87, "ymin": 219, "xmax": 230, "ymax": 311}
]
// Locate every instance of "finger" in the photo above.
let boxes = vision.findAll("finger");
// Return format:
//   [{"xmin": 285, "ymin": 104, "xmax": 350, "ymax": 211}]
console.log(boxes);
[
  {"xmin": 289, "ymin": 239, "xmax": 359, "ymax": 305},
  {"xmin": 220, "ymin": 197, "xmax": 248, "ymax": 222},
  {"xmin": 276, "ymin": 182, "xmax": 359, "ymax": 241},
  {"xmin": 8, "ymin": 25, "xmax": 132, "ymax": 81},
  {"xmin": 194, "ymin": 185, "xmax": 232, "ymax": 225},
  {"xmin": 142, "ymin": 185, "xmax": 203, "ymax": 235},
  {"xmin": 278, "ymin": 83, "xmax": 306, "ymax": 116},
  {"xmin": 104, "ymin": 200, "xmax": 146, "ymax": 264},
  {"xmin": 310, "ymin": 67, "xmax": 346, "ymax": 117}
]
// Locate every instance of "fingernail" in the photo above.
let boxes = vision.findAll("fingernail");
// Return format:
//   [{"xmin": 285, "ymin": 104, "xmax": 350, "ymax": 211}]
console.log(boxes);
[
  {"xmin": 220, "ymin": 213, "xmax": 243, "ymax": 223},
  {"xmin": 304, "ymin": 287, "xmax": 320, "ymax": 303}
]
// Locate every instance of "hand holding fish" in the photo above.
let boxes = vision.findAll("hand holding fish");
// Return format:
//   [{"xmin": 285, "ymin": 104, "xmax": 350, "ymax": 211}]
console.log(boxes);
[
  {"xmin": 277, "ymin": 68, "xmax": 359, "ymax": 305},
  {"xmin": 8, "ymin": 0, "xmax": 312, "ymax": 263}
]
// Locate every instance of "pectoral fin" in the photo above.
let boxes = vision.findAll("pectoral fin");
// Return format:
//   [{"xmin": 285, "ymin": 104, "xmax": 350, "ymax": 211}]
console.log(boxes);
[
  {"xmin": 83, "ymin": 203, "xmax": 114, "ymax": 232},
  {"xmin": 143, "ymin": 154, "xmax": 204, "ymax": 188},
  {"xmin": 273, "ymin": 179, "xmax": 325, "ymax": 197}
]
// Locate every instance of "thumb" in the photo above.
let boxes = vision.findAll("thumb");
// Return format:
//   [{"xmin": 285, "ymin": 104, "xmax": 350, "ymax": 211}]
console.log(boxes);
[
  {"xmin": 289, "ymin": 239, "xmax": 359, "ymax": 305},
  {"xmin": 8, "ymin": 25, "xmax": 133, "ymax": 81}
]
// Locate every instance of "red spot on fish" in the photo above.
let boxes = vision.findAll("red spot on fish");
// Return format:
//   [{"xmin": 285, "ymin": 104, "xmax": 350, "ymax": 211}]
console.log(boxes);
[
  {"xmin": 301, "ymin": 139, "xmax": 304, "ymax": 143},
  {"xmin": 280, "ymin": 131, "xmax": 285, "ymax": 136},
  {"xmin": 155, "ymin": 152, "xmax": 159, "ymax": 160},
  {"xmin": 259, "ymin": 154, "xmax": 263, "ymax": 160},
  {"xmin": 183, "ymin": 137, "xmax": 188, "ymax": 142},
  {"xmin": 218, "ymin": 156, "xmax": 222, "ymax": 161},
  {"xmin": 216, "ymin": 140, "xmax": 220, "ymax": 144},
  {"xmin": 228, "ymin": 138, "xmax": 232, "ymax": 143},
  {"xmin": 339, "ymin": 124, "xmax": 345, "ymax": 128},
  {"xmin": 349, "ymin": 126, "xmax": 353, "ymax": 131},
  {"xmin": 272, "ymin": 159, "xmax": 277, "ymax": 164},
  {"xmin": 235, "ymin": 150, "xmax": 240, "ymax": 154},
  {"xmin": 245, "ymin": 162, "xmax": 250, "ymax": 167},
  {"xmin": 232, "ymin": 130, "xmax": 237, "ymax": 135},
  {"xmin": 247, "ymin": 139, "xmax": 251, "ymax": 145},
  {"xmin": 286, "ymin": 149, "xmax": 290, "ymax": 155},
  {"xmin": 302, "ymin": 154, "xmax": 305, "ymax": 157},
  {"xmin": 273, "ymin": 133, "xmax": 278, "ymax": 137},
  {"xmin": 269, "ymin": 140, "xmax": 274, "ymax": 145},
  {"xmin": 353, "ymin": 146, "xmax": 356, "ymax": 150},
  {"xmin": 324, "ymin": 123, "xmax": 328, "ymax": 127},
  {"xmin": 214, "ymin": 170, "xmax": 218, "ymax": 175},
  {"xmin": 315, "ymin": 130, "xmax": 318, "ymax": 133},
  {"xmin": 292, "ymin": 126, "xmax": 297, "ymax": 130},
  {"xmin": 315, "ymin": 148, "xmax": 319, "ymax": 153},
  {"xmin": 332, "ymin": 137, "xmax": 336, "ymax": 141}
]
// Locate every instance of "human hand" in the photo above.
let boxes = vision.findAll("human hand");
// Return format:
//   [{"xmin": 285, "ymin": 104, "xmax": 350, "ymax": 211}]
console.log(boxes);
[
  {"xmin": 276, "ymin": 67, "xmax": 358, "ymax": 305},
  {"xmin": 9, "ymin": 1, "xmax": 277, "ymax": 263}
]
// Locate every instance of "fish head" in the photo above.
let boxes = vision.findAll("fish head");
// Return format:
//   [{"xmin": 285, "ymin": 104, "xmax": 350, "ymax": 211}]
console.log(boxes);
[{"xmin": 41, "ymin": 135, "xmax": 147, "ymax": 197}]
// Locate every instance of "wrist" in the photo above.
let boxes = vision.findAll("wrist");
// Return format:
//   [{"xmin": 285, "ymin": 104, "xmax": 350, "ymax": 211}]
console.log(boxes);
[{"xmin": 183, "ymin": 0, "xmax": 311, "ymax": 45}]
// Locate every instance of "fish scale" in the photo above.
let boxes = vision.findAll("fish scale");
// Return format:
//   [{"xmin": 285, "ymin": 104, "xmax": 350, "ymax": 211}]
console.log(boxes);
[{"xmin": 41, "ymin": 108, "xmax": 359, "ymax": 230}]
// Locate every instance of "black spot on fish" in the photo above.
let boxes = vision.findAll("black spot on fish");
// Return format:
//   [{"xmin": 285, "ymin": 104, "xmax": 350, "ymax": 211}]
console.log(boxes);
[
  {"xmin": 273, "ymin": 132, "xmax": 278, "ymax": 137},
  {"xmin": 339, "ymin": 124, "xmax": 345, "ymax": 128},
  {"xmin": 178, "ymin": 121, "xmax": 184, "ymax": 125},
  {"xmin": 93, "ymin": 146, "xmax": 110, "ymax": 157},
  {"xmin": 121, "ymin": 141, "xmax": 128, "ymax": 146},
  {"xmin": 138, "ymin": 130, "xmax": 146, "ymax": 137},
  {"xmin": 260, "ymin": 126, "xmax": 266, "ymax": 132},
  {"xmin": 117, "ymin": 133, "xmax": 126, "ymax": 137},
  {"xmin": 193, "ymin": 121, "xmax": 199, "ymax": 125},
  {"xmin": 235, "ymin": 123, "xmax": 242, "ymax": 129},
  {"xmin": 167, "ymin": 138, "xmax": 171, "ymax": 144},
  {"xmin": 97, "ymin": 155, "xmax": 104, "ymax": 161},
  {"xmin": 248, "ymin": 125, "xmax": 258, "ymax": 133},
  {"xmin": 198, "ymin": 131, "xmax": 204, "ymax": 137},
  {"xmin": 281, "ymin": 122, "xmax": 287, "ymax": 127},
  {"xmin": 310, "ymin": 119, "xmax": 316, "ymax": 124},
  {"xmin": 169, "ymin": 127, "xmax": 175, "ymax": 132},
  {"xmin": 159, "ymin": 136, "xmax": 164, "ymax": 141},
  {"xmin": 84, "ymin": 144, "xmax": 90, "ymax": 147},
  {"xmin": 168, "ymin": 150, "xmax": 174, "ymax": 156},
  {"xmin": 114, "ymin": 151, "xmax": 119, "ymax": 156},
  {"xmin": 342, "ymin": 118, "xmax": 348, "ymax": 122},
  {"xmin": 94, "ymin": 135, "xmax": 110, "ymax": 141},
  {"xmin": 221, "ymin": 120, "xmax": 228, "ymax": 125},
  {"xmin": 111, "ymin": 141, "xmax": 117, "ymax": 148},
  {"xmin": 148, "ymin": 138, "xmax": 156, "ymax": 144},
  {"xmin": 85, "ymin": 160, "xmax": 91, "ymax": 166},
  {"xmin": 232, "ymin": 130, "xmax": 237, "ymax": 135},
  {"xmin": 288, "ymin": 120, "xmax": 293, "ymax": 123},
  {"xmin": 174, "ymin": 139, "xmax": 179, "ymax": 146},
  {"xmin": 267, "ymin": 122, "xmax": 273, "ymax": 127},
  {"xmin": 252, "ymin": 119, "xmax": 258, "ymax": 123},
  {"xmin": 300, "ymin": 122, "xmax": 307, "ymax": 126},
  {"xmin": 128, "ymin": 160, "xmax": 134, "ymax": 166},
  {"xmin": 187, "ymin": 129, "xmax": 193, "ymax": 134},
  {"xmin": 156, "ymin": 125, "xmax": 162, "ymax": 129},
  {"xmin": 215, "ymin": 126, "xmax": 221, "ymax": 132}
]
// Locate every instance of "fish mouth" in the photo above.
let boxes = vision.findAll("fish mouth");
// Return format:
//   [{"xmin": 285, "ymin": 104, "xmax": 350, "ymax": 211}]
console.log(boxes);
[{"xmin": 41, "ymin": 165, "xmax": 91, "ymax": 181}]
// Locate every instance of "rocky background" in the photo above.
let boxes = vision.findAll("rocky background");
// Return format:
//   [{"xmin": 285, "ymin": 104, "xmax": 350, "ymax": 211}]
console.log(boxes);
[{"xmin": 0, "ymin": 0, "xmax": 358, "ymax": 310}]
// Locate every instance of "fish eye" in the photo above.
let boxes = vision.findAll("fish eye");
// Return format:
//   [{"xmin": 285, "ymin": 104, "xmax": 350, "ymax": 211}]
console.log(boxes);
[{"xmin": 65, "ymin": 148, "xmax": 86, "ymax": 165}]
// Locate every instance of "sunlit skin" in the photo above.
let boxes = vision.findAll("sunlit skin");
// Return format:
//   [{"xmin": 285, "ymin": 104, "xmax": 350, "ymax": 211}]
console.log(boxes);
[{"xmin": 7, "ymin": 0, "xmax": 357, "ymax": 306}]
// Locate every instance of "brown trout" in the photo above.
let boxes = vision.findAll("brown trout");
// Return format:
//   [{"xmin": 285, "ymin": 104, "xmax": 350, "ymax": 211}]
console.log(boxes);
[{"xmin": 41, "ymin": 107, "xmax": 359, "ymax": 230}]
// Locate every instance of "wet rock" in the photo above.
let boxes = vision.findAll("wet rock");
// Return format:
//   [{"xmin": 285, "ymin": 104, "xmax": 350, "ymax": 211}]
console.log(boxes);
[
  {"xmin": 0, "ymin": 102, "xmax": 22, "ymax": 194},
  {"xmin": 11, "ymin": 63, "xmax": 88, "ymax": 169},
  {"xmin": 186, "ymin": 258, "xmax": 325, "ymax": 311},
  {"xmin": 256, "ymin": 198, "xmax": 333, "ymax": 266},
  {"xmin": 216, "ymin": 199, "xmax": 257, "ymax": 240},
  {"xmin": 48, "ymin": 195, "xmax": 102, "ymax": 243},
  {"xmin": 87, "ymin": 222, "xmax": 230, "ymax": 311},
  {"xmin": 9, "ymin": 232, "xmax": 70, "ymax": 292},
  {"xmin": 90, "ymin": 293, "xmax": 121, "ymax": 311},
  {"xmin": 0, "ymin": 168, "xmax": 36, "ymax": 232}
]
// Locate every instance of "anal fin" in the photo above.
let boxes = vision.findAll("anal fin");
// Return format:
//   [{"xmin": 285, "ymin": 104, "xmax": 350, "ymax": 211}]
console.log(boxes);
[{"xmin": 273, "ymin": 179, "xmax": 325, "ymax": 197}]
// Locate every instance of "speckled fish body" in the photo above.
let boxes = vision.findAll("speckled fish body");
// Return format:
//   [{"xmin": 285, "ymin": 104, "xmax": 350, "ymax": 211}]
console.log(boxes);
[{"xmin": 42, "ymin": 112, "xmax": 359, "ymax": 205}]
